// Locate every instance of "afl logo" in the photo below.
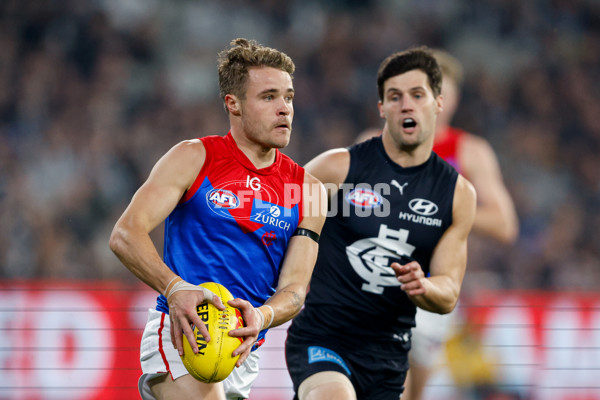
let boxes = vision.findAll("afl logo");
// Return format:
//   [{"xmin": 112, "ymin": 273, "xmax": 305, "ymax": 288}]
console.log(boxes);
[
  {"xmin": 408, "ymin": 198, "xmax": 438, "ymax": 216},
  {"xmin": 207, "ymin": 189, "xmax": 240, "ymax": 209},
  {"xmin": 345, "ymin": 188, "xmax": 382, "ymax": 208}
]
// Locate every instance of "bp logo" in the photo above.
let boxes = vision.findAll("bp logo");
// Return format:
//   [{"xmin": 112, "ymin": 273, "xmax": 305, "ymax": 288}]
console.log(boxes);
[{"xmin": 345, "ymin": 188, "xmax": 382, "ymax": 208}]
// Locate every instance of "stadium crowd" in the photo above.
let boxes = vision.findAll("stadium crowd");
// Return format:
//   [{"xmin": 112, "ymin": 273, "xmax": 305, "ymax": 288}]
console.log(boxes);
[{"xmin": 1, "ymin": 0, "xmax": 599, "ymax": 297}]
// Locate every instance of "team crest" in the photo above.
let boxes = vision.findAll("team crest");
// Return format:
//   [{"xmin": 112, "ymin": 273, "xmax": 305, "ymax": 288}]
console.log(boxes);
[{"xmin": 345, "ymin": 188, "xmax": 382, "ymax": 208}]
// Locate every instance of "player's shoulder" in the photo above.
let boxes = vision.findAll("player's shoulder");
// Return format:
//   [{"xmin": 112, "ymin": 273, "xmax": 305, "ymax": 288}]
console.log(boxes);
[
  {"xmin": 160, "ymin": 139, "xmax": 205, "ymax": 167},
  {"xmin": 305, "ymin": 148, "xmax": 350, "ymax": 173},
  {"xmin": 454, "ymin": 174, "xmax": 477, "ymax": 213},
  {"xmin": 171, "ymin": 137, "xmax": 206, "ymax": 153},
  {"xmin": 458, "ymin": 132, "xmax": 500, "ymax": 173},
  {"xmin": 460, "ymin": 132, "xmax": 495, "ymax": 157},
  {"xmin": 304, "ymin": 147, "xmax": 350, "ymax": 187}
]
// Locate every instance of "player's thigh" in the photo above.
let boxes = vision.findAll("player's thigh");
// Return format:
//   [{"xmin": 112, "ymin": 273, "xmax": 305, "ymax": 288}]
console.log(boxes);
[
  {"xmin": 148, "ymin": 373, "xmax": 226, "ymax": 400},
  {"xmin": 299, "ymin": 371, "xmax": 357, "ymax": 400}
]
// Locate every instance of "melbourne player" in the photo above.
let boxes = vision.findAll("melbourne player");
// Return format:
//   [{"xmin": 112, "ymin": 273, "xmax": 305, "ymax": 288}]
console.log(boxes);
[
  {"xmin": 285, "ymin": 47, "xmax": 476, "ymax": 399},
  {"xmin": 110, "ymin": 38, "xmax": 326, "ymax": 400}
]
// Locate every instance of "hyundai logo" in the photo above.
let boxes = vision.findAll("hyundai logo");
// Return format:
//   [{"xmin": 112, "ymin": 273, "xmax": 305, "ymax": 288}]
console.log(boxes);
[{"xmin": 408, "ymin": 198, "xmax": 438, "ymax": 216}]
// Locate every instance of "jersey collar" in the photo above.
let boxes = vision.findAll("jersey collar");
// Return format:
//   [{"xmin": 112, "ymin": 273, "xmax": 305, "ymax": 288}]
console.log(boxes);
[{"xmin": 224, "ymin": 132, "xmax": 281, "ymax": 175}]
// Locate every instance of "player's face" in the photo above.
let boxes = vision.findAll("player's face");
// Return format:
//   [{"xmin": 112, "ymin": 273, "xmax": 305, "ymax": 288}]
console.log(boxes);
[
  {"xmin": 239, "ymin": 67, "xmax": 294, "ymax": 149},
  {"xmin": 378, "ymin": 69, "xmax": 442, "ymax": 149}
]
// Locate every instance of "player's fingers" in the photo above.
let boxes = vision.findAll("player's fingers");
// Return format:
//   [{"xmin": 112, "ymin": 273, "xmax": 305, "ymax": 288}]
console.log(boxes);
[
  {"xmin": 172, "ymin": 318, "xmax": 185, "ymax": 355},
  {"xmin": 228, "ymin": 298, "xmax": 257, "ymax": 327},
  {"xmin": 232, "ymin": 336, "xmax": 254, "ymax": 361},
  {"xmin": 229, "ymin": 324, "xmax": 256, "ymax": 339},
  {"xmin": 400, "ymin": 280, "xmax": 426, "ymax": 295},
  {"xmin": 206, "ymin": 291, "xmax": 225, "ymax": 311},
  {"xmin": 170, "ymin": 317, "xmax": 176, "ymax": 349},
  {"xmin": 235, "ymin": 346, "xmax": 252, "ymax": 367},
  {"xmin": 404, "ymin": 287, "xmax": 427, "ymax": 296},
  {"xmin": 390, "ymin": 261, "xmax": 412, "ymax": 277},
  {"xmin": 180, "ymin": 317, "xmax": 199, "ymax": 355},
  {"xmin": 188, "ymin": 310, "xmax": 211, "ymax": 344}
]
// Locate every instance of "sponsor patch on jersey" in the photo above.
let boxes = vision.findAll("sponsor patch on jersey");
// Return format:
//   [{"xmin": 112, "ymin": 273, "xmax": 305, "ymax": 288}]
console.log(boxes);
[
  {"xmin": 207, "ymin": 189, "xmax": 240, "ymax": 209},
  {"xmin": 408, "ymin": 198, "xmax": 438, "ymax": 216},
  {"xmin": 308, "ymin": 346, "xmax": 351, "ymax": 375},
  {"xmin": 345, "ymin": 188, "xmax": 382, "ymax": 208}
]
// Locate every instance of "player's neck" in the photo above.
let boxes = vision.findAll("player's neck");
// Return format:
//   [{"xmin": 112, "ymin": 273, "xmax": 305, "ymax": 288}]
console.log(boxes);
[
  {"xmin": 382, "ymin": 131, "xmax": 433, "ymax": 168},
  {"xmin": 229, "ymin": 130, "xmax": 277, "ymax": 169}
]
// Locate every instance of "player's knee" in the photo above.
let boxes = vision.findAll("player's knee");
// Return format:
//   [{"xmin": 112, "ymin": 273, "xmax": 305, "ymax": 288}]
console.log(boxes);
[{"xmin": 298, "ymin": 371, "xmax": 356, "ymax": 400}]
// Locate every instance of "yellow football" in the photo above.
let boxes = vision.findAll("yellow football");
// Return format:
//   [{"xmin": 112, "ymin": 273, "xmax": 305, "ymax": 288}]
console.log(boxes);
[{"xmin": 180, "ymin": 282, "xmax": 244, "ymax": 383}]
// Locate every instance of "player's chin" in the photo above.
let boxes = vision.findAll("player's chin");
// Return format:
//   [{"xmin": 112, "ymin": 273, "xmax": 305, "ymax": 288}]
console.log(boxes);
[{"xmin": 270, "ymin": 128, "xmax": 291, "ymax": 148}]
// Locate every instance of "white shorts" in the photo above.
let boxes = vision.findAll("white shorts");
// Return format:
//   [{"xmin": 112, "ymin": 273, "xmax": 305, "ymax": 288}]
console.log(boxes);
[
  {"xmin": 138, "ymin": 308, "xmax": 260, "ymax": 400},
  {"xmin": 410, "ymin": 308, "xmax": 456, "ymax": 368}
]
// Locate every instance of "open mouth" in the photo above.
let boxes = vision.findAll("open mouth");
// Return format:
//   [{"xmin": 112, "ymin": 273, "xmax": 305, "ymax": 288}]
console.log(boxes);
[
  {"xmin": 275, "ymin": 121, "xmax": 290, "ymax": 130},
  {"xmin": 402, "ymin": 118, "xmax": 417, "ymax": 129}
]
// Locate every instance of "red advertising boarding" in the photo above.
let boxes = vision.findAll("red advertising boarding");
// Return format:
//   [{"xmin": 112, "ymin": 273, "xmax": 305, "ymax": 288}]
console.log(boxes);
[{"xmin": 0, "ymin": 282, "xmax": 598, "ymax": 400}]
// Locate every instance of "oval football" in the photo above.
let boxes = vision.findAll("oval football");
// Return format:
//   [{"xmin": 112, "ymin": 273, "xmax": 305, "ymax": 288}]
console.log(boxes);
[{"xmin": 180, "ymin": 282, "xmax": 244, "ymax": 383}]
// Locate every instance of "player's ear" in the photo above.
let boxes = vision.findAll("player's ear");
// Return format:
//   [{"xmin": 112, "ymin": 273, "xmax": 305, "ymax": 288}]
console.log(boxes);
[
  {"xmin": 225, "ymin": 94, "xmax": 241, "ymax": 116},
  {"xmin": 377, "ymin": 100, "xmax": 385, "ymax": 119}
]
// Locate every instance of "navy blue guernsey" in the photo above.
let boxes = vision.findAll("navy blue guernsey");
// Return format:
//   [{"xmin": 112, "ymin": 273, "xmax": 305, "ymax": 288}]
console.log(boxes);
[{"xmin": 290, "ymin": 136, "xmax": 458, "ymax": 346}]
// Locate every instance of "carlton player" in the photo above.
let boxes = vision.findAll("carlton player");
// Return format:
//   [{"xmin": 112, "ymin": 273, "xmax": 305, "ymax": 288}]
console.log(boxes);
[
  {"xmin": 110, "ymin": 38, "xmax": 326, "ymax": 400},
  {"xmin": 403, "ymin": 49, "xmax": 519, "ymax": 400},
  {"xmin": 285, "ymin": 47, "xmax": 476, "ymax": 400}
]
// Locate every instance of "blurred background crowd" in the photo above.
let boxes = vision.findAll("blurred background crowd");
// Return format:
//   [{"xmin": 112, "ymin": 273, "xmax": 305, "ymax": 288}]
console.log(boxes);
[{"xmin": 0, "ymin": 0, "xmax": 599, "ymax": 296}]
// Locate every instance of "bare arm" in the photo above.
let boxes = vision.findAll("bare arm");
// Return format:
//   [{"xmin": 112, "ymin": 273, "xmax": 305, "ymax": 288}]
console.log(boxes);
[
  {"xmin": 304, "ymin": 148, "xmax": 350, "ymax": 198},
  {"xmin": 460, "ymin": 134, "xmax": 519, "ymax": 244},
  {"xmin": 229, "ymin": 170, "xmax": 327, "ymax": 365},
  {"xmin": 109, "ymin": 140, "xmax": 223, "ymax": 355},
  {"xmin": 393, "ymin": 175, "xmax": 477, "ymax": 314}
]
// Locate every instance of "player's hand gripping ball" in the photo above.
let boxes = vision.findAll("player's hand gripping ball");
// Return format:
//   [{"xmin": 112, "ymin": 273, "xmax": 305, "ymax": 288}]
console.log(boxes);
[{"xmin": 180, "ymin": 282, "xmax": 244, "ymax": 383}]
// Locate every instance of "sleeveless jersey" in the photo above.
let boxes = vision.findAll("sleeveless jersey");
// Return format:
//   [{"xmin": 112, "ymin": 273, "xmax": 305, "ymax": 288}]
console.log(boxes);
[
  {"xmin": 156, "ymin": 133, "xmax": 304, "ymax": 344},
  {"xmin": 433, "ymin": 126, "xmax": 466, "ymax": 174},
  {"xmin": 291, "ymin": 136, "xmax": 458, "ymax": 346}
]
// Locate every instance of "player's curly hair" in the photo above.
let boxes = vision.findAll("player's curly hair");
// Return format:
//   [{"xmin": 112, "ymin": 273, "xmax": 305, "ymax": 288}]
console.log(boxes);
[
  {"xmin": 217, "ymin": 38, "xmax": 295, "ymax": 109},
  {"xmin": 376, "ymin": 46, "xmax": 442, "ymax": 101}
]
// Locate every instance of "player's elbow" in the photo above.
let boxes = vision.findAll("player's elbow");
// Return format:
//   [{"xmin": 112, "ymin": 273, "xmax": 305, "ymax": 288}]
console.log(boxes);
[
  {"xmin": 439, "ymin": 300, "xmax": 458, "ymax": 314},
  {"xmin": 497, "ymin": 219, "xmax": 519, "ymax": 245},
  {"xmin": 108, "ymin": 223, "xmax": 128, "ymax": 258}
]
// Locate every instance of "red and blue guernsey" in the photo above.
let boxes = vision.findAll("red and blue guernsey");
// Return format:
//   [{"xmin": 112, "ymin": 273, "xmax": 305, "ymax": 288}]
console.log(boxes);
[
  {"xmin": 156, "ymin": 132, "xmax": 304, "ymax": 345},
  {"xmin": 433, "ymin": 126, "xmax": 465, "ymax": 174}
]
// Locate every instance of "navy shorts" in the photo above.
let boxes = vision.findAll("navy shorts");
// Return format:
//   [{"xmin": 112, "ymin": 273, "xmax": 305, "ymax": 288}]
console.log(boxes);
[{"xmin": 285, "ymin": 324, "xmax": 411, "ymax": 400}]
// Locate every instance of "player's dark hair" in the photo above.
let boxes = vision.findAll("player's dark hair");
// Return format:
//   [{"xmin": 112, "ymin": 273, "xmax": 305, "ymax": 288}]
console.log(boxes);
[
  {"xmin": 217, "ymin": 38, "xmax": 295, "ymax": 111},
  {"xmin": 376, "ymin": 46, "xmax": 442, "ymax": 101}
]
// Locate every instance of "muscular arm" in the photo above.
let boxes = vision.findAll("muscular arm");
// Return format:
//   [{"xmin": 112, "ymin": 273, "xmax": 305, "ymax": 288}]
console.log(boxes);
[
  {"xmin": 393, "ymin": 175, "xmax": 477, "ymax": 314},
  {"xmin": 109, "ymin": 140, "xmax": 205, "ymax": 292},
  {"xmin": 230, "ymin": 170, "xmax": 327, "ymax": 365},
  {"xmin": 304, "ymin": 148, "xmax": 350, "ymax": 199},
  {"xmin": 109, "ymin": 140, "xmax": 222, "ymax": 354},
  {"xmin": 254, "ymin": 148, "xmax": 347, "ymax": 323},
  {"xmin": 460, "ymin": 134, "xmax": 519, "ymax": 244},
  {"xmin": 262, "ymin": 171, "xmax": 327, "ymax": 325}
]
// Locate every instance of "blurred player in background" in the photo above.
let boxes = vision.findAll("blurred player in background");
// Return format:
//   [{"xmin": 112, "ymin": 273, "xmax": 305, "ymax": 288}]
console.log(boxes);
[
  {"xmin": 285, "ymin": 46, "xmax": 476, "ymax": 399},
  {"xmin": 403, "ymin": 48, "xmax": 519, "ymax": 400},
  {"xmin": 110, "ymin": 38, "xmax": 326, "ymax": 400},
  {"xmin": 357, "ymin": 49, "xmax": 519, "ymax": 400}
]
